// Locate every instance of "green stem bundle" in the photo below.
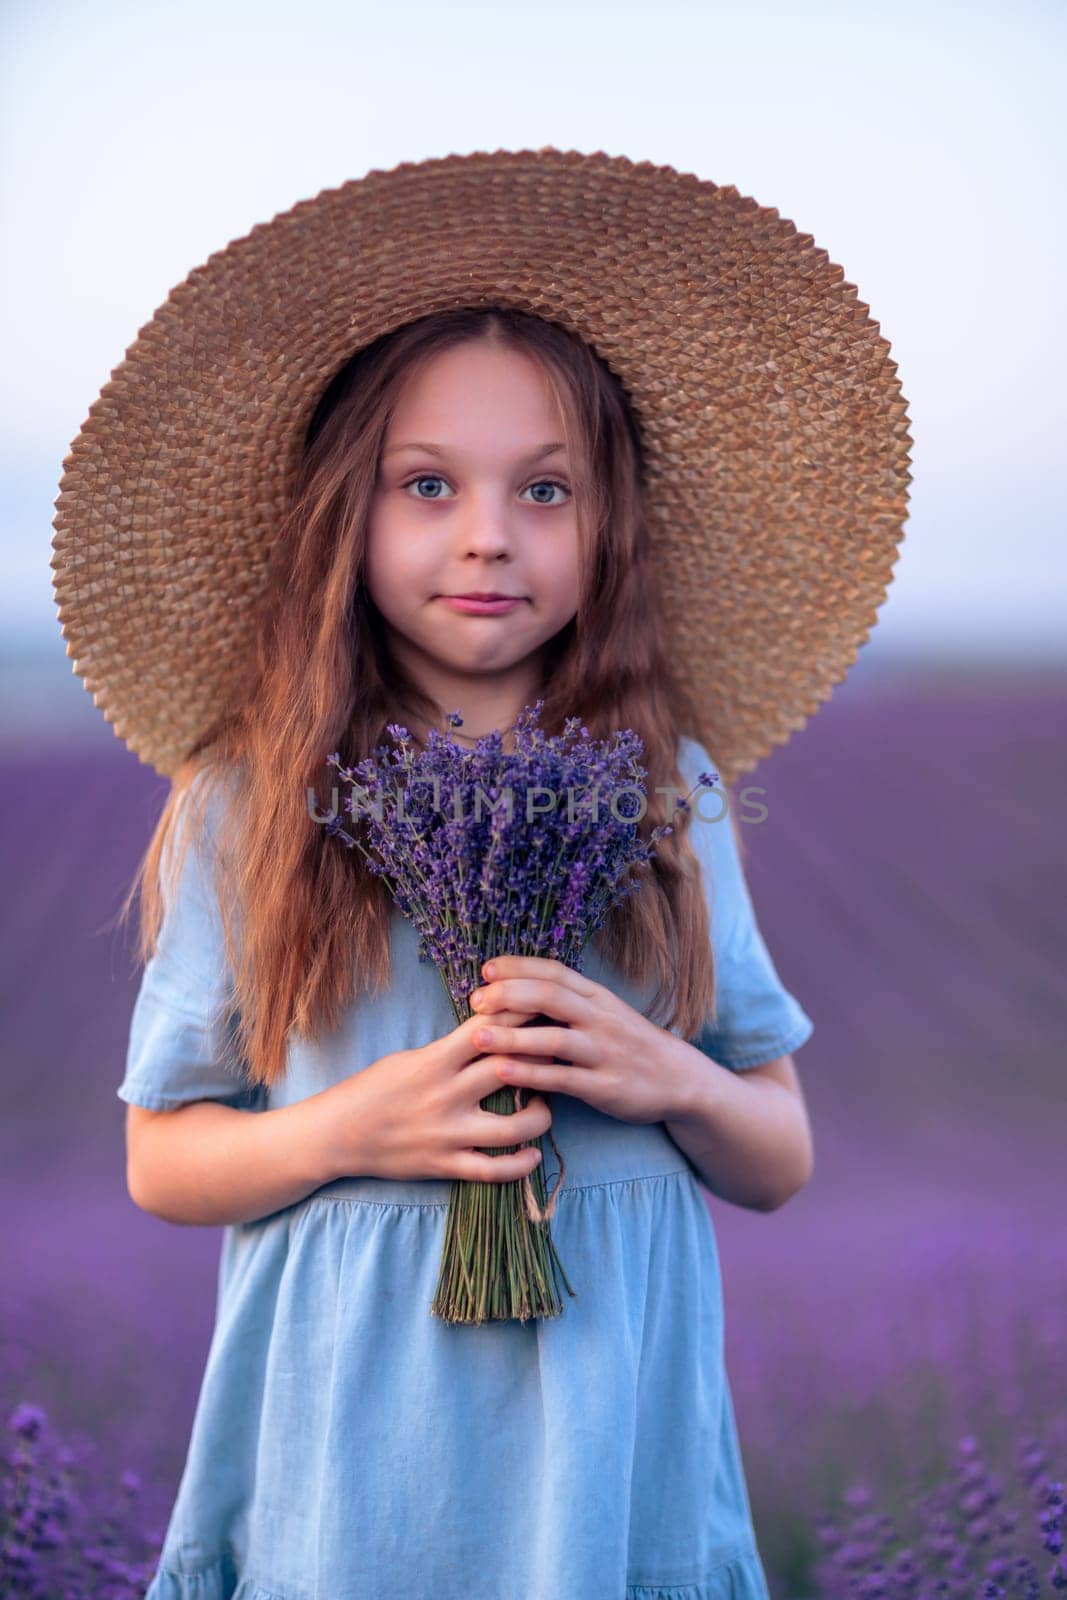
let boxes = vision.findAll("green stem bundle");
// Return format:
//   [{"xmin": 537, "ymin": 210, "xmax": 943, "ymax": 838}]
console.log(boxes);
[{"xmin": 430, "ymin": 1002, "xmax": 578, "ymax": 1326}]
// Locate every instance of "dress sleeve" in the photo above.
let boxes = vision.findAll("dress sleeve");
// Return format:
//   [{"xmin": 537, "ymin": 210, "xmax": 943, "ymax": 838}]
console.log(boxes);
[
  {"xmin": 677, "ymin": 737, "xmax": 814, "ymax": 1071},
  {"xmin": 116, "ymin": 769, "xmax": 267, "ymax": 1112}
]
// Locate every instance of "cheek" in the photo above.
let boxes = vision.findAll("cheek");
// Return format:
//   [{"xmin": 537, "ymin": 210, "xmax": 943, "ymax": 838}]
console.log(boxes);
[
  {"xmin": 365, "ymin": 506, "xmax": 428, "ymax": 609},
  {"xmin": 533, "ymin": 528, "xmax": 582, "ymax": 612}
]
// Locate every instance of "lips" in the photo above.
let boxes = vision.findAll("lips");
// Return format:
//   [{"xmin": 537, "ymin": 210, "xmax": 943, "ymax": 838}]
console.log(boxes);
[{"xmin": 439, "ymin": 595, "xmax": 525, "ymax": 615}]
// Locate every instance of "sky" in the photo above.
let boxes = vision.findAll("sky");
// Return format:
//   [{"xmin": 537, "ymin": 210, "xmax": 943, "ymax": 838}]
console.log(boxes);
[{"xmin": 2, "ymin": 0, "xmax": 1064, "ymax": 666}]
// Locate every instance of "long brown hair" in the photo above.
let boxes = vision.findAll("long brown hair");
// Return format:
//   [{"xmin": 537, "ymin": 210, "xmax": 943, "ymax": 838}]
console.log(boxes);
[{"xmin": 120, "ymin": 305, "xmax": 718, "ymax": 1092}]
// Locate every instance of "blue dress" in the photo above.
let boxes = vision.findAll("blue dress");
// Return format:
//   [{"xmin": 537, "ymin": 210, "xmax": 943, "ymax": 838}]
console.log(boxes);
[{"xmin": 117, "ymin": 736, "xmax": 814, "ymax": 1600}]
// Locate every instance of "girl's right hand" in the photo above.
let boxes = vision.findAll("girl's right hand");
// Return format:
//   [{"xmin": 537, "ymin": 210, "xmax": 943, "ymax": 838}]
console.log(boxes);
[{"xmin": 316, "ymin": 1010, "xmax": 555, "ymax": 1185}]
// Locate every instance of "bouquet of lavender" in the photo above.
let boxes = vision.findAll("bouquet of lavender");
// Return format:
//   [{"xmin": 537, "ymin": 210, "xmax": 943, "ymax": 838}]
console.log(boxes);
[{"xmin": 323, "ymin": 701, "xmax": 682, "ymax": 1326}]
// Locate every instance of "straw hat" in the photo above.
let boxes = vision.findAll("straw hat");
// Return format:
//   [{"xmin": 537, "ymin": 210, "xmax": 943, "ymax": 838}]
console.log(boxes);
[{"xmin": 50, "ymin": 146, "xmax": 912, "ymax": 784}]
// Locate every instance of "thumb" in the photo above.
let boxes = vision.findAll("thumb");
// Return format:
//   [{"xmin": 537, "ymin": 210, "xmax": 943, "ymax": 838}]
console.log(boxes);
[
  {"xmin": 446, "ymin": 1007, "xmax": 539, "ymax": 1067},
  {"xmin": 445, "ymin": 1010, "xmax": 500, "ymax": 1068}
]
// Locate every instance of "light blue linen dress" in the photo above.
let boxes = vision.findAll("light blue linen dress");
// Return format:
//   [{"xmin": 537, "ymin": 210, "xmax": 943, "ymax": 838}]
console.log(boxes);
[{"xmin": 118, "ymin": 735, "xmax": 814, "ymax": 1600}]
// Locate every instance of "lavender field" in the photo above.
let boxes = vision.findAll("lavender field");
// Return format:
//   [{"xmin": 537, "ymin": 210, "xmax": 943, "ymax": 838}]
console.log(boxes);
[{"xmin": 2, "ymin": 658, "xmax": 1065, "ymax": 1597}]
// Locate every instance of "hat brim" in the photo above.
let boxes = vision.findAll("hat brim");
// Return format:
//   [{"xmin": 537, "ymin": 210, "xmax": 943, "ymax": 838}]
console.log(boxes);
[{"xmin": 51, "ymin": 145, "xmax": 912, "ymax": 781}]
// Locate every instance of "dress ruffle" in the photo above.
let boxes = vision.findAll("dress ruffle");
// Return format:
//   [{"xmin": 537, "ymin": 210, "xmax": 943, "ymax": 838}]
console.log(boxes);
[
  {"xmin": 626, "ymin": 1543, "xmax": 770, "ymax": 1599},
  {"xmin": 145, "ymin": 1551, "xmax": 281, "ymax": 1600},
  {"xmin": 146, "ymin": 1543, "xmax": 768, "ymax": 1600}
]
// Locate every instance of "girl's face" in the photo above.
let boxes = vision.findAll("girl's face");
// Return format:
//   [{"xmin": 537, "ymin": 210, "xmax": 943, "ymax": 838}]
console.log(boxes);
[{"xmin": 366, "ymin": 339, "xmax": 582, "ymax": 733}]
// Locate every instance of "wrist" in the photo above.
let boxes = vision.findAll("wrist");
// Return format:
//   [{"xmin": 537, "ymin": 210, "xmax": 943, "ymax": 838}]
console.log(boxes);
[
  {"xmin": 660, "ymin": 1033, "xmax": 714, "ymax": 1126},
  {"xmin": 294, "ymin": 1084, "xmax": 347, "ymax": 1187}
]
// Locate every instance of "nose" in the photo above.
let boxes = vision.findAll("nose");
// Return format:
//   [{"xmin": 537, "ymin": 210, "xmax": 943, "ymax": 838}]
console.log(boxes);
[{"xmin": 454, "ymin": 487, "xmax": 518, "ymax": 562}]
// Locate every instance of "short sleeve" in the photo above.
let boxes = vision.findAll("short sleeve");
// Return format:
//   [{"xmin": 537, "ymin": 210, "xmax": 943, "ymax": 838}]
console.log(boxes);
[
  {"xmin": 117, "ymin": 768, "xmax": 267, "ymax": 1113},
  {"xmin": 676, "ymin": 736, "xmax": 814, "ymax": 1071}
]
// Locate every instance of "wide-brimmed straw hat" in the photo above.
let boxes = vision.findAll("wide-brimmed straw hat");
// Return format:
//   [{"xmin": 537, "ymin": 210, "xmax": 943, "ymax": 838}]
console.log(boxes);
[{"xmin": 50, "ymin": 145, "xmax": 912, "ymax": 784}]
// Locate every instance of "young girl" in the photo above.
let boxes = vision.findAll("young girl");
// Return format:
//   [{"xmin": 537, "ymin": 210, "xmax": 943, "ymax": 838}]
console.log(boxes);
[{"xmin": 52, "ymin": 149, "xmax": 910, "ymax": 1600}]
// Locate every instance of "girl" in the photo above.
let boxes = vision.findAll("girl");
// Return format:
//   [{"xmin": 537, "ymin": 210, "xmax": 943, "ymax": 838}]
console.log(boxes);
[{"xmin": 52, "ymin": 149, "xmax": 910, "ymax": 1600}]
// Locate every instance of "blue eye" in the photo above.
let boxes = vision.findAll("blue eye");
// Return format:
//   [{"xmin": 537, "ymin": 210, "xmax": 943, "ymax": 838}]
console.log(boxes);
[
  {"xmin": 403, "ymin": 474, "xmax": 449, "ymax": 500},
  {"xmin": 400, "ymin": 474, "xmax": 571, "ymax": 505},
  {"xmin": 522, "ymin": 479, "xmax": 571, "ymax": 506}
]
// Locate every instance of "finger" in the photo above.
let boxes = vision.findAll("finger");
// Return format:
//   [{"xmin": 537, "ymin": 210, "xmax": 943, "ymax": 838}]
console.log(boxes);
[
  {"xmin": 474, "ymin": 1058, "xmax": 555, "ymax": 1110},
  {"xmin": 452, "ymin": 1144, "xmax": 544, "ymax": 1185},
  {"xmin": 475, "ymin": 1094, "xmax": 553, "ymax": 1146},
  {"xmin": 447, "ymin": 1011, "xmax": 524, "ymax": 1069},
  {"xmin": 473, "ymin": 1019, "xmax": 594, "ymax": 1069},
  {"xmin": 461, "ymin": 1085, "xmax": 551, "ymax": 1150},
  {"xmin": 492, "ymin": 1006, "xmax": 540, "ymax": 1029},
  {"xmin": 471, "ymin": 977, "xmax": 592, "ymax": 1029},
  {"xmin": 491, "ymin": 1054, "xmax": 590, "ymax": 1099},
  {"xmin": 463, "ymin": 1014, "xmax": 538, "ymax": 1068},
  {"xmin": 477, "ymin": 955, "xmax": 599, "ymax": 998}
]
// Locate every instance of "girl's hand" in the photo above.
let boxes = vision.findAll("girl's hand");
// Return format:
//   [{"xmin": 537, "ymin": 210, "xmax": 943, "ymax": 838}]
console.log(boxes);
[
  {"xmin": 318, "ymin": 1006, "xmax": 558, "ymax": 1185},
  {"xmin": 468, "ymin": 956, "xmax": 688, "ymax": 1126}
]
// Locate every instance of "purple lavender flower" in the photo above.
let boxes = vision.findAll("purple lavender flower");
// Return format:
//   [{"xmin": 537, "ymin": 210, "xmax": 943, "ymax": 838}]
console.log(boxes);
[
  {"xmin": 324, "ymin": 699, "xmax": 698, "ymax": 1015},
  {"xmin": 813, "ymin": 1431, "xmax": 1066, "ymax": 1600},
  {"xmin": 1, "ymin": 1396, "xmax": 163, "ymax": 1597}
]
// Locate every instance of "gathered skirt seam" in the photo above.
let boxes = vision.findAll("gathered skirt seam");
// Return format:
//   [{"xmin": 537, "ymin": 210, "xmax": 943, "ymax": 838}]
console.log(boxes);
[{"xmin": 301, "ymin": 1166, "xmax": 695, "ymax": 1212}]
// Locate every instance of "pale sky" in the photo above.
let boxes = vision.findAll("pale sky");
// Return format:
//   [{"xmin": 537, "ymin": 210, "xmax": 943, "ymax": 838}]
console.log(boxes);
[{"xmin": 3, "ymin": 0, "xmax": 1064, "ymax": 660}]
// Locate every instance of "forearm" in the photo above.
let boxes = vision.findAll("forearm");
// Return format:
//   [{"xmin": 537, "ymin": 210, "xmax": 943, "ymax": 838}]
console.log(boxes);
[
  {"xmin": 660, "ymin": 1036, "xmax": 813, "ymax": 1212},
  {"xmin": 128, "ymin": 1092, "xmax": 338, "ymax": 1227}
]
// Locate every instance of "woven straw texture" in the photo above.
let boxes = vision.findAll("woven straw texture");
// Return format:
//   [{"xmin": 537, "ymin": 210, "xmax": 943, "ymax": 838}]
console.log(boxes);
[{"xmin": 51, "ymin": 146, "xmax": 913, "ymax": 782}]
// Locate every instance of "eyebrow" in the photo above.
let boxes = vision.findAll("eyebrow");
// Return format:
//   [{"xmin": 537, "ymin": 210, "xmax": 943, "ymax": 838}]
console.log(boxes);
[{"xmin": 383, "ymin": 441, "xmax": 568, "ymax": 461}]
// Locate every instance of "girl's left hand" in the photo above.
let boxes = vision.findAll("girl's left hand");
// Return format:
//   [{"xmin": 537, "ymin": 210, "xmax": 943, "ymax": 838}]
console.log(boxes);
[{"xmin": 468, "ymin": 955, "xmax": 687, "ymax": 1126}]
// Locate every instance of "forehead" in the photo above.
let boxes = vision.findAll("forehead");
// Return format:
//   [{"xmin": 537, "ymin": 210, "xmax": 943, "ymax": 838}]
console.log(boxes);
[{"xmin": 385, "ymin": 341, "xmax": 570, "ymax": 447}]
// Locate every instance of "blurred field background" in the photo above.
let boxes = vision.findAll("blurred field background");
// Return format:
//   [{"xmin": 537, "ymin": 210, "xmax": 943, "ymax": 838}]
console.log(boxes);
[
  {"xmin": 3, "ymin": 1, "xmax": 1065, "ymax": 1595},
  {"xmin": 2, "ymin": 644, "xmax": 1064, "ymax": 1594}
]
